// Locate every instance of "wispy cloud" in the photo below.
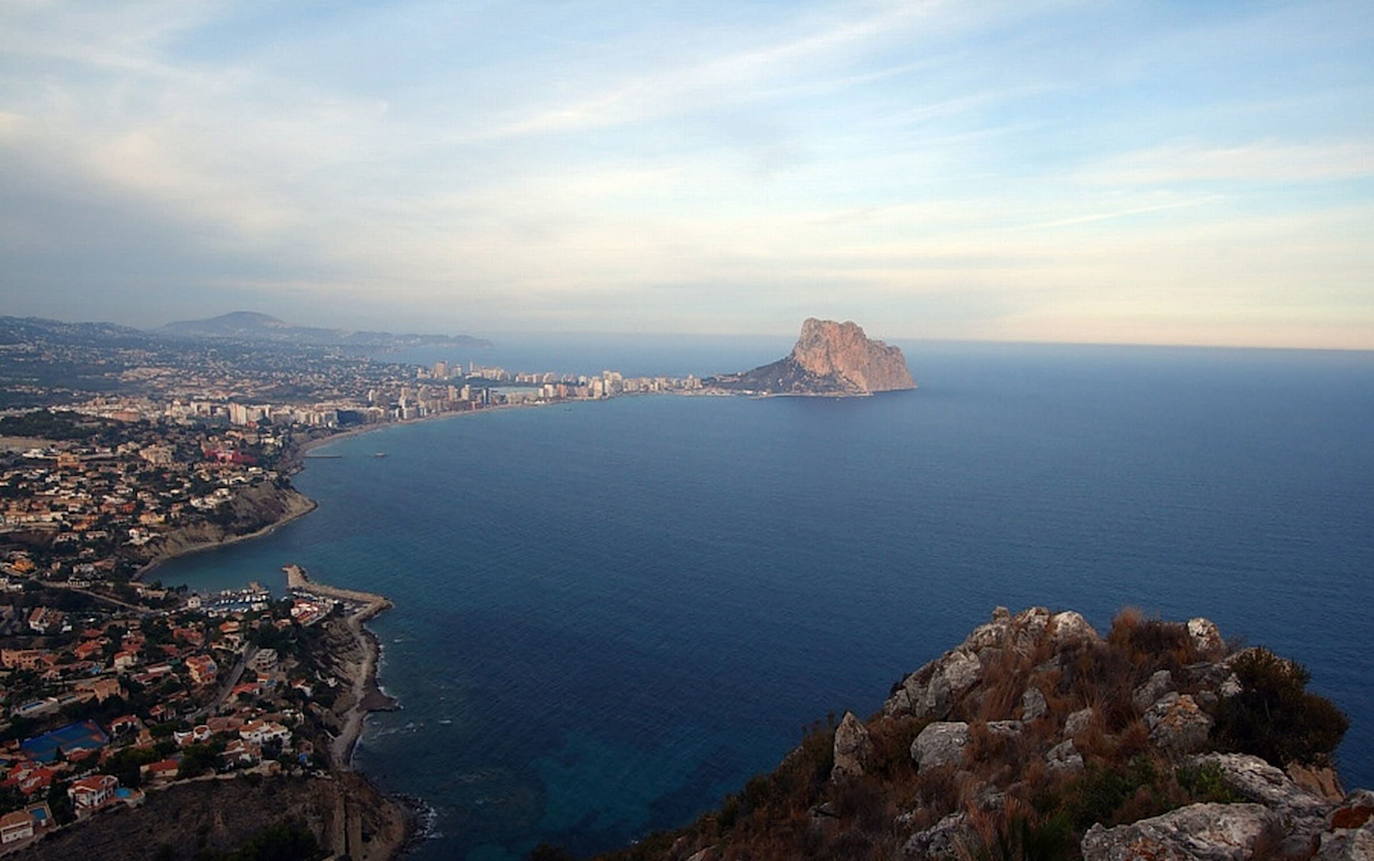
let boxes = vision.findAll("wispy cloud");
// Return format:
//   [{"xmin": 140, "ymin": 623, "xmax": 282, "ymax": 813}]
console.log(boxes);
[{"xmin": 1, "ymin": 0, "xmax": 1372, "ymax": 347}]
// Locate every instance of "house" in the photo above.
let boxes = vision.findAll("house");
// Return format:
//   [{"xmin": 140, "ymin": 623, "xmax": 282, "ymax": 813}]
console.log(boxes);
[
  {"xmin": 185, "ymin": 654, "xmax": 217, "ymax": 686},
  {"xmin": 220, "ymin": 739, "xmax": 260, "ymax": 767},
  {"xmin": 67, "ymin": 774, "xmax": 117, "ymax": 815},
  {"xmin": 238, "ymin": 720, "xmax": 290, "ymax": 746},
  {"xmin": 0, "ymin": 810, "xmax": 33, "ymax": 844},
  {"xmin": 139, "ymin": 758, "xmax": 180, "ymax": 785},
  {"xmin": 172, "ymin": 725, "xmax": 212, "ymax": 747}
]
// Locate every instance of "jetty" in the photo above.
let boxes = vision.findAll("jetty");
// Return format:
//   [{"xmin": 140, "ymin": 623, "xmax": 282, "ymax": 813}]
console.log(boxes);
[
  {"xmin": 282, "ymin": 563, "xmax": 391, "ymax": 621},
  {"xmin": 282, "ymin": 564, "xmax": 394, "ymax": 767}
]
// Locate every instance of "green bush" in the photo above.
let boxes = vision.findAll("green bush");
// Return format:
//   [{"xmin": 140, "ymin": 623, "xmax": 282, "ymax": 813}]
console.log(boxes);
[{"xmin": 1212, "ymin": 648, "xmax": 1348, "ymax": 766}]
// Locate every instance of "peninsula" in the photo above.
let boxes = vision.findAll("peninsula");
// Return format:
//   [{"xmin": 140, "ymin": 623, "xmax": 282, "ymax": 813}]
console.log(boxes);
[{"xmin": 708, "ymin": 318, "xmax": 916, "ymax": 396}]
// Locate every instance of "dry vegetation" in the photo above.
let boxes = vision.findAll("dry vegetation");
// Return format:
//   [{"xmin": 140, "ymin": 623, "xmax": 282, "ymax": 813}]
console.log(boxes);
[{"xmin": 597, "ymin": 608, "xmax": 1348, "ymax": 861}]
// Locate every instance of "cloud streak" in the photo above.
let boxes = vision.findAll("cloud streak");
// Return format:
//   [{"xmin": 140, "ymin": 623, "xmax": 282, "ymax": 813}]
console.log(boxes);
[{"xmin": 0, "ymin": 0, "xmax": 1372, "ymax": 348}]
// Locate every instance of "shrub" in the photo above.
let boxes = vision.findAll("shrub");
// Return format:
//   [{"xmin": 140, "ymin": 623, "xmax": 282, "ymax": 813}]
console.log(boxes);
[{"xmin": 1212, "ymin": 648, "xmax": 1349, "ymax": 766}]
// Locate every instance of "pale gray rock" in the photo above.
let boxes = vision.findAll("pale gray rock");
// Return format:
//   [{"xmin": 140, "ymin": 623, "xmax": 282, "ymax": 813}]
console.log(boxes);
[
  {"xmin": 830, "ymin": 711, "xmax": 874, "ymax": 781},
  {"xmin": 1191, "ymin": 753, "xmax": 1331, "ymax": 817},
  {"xmin": 903, "ymin": 811, "xmax": 970, "ymax": 858},
  {"xmin": 1144, "ymin": 692, "xmax": 1213, "ymax": 754},
  {"xmin": 911, "ymin": 721, "xmax": 970, "ymax": 771},
  {"xmin": 1188, "ymin": 617, "xmax": 1227, "ymax": 658},
  {"xmin": 1064, "ymin": 707, "xmax": 1094, "ymax": 738},
  {"xmin": 1081, "ymin": 802, "xmax": 1282, "ymax": 860},
  {"xmin": 885, "ymin": 649, "xmax": 982, "ymax": 719},
  {"xmin": 1050, "ymin": 611, "xmax": 1100, "ymax": 646},
  {"xmin": 1047, "ymin": 738, "xmax": 1084, "ymax": 774},
  {"xmin": 1020, "ymin": 686, "xmax": 1048, "ymax": 721},
  {"xmin": 1133, "ymin": 669, "xmax": 1176, "ymax": 713}
]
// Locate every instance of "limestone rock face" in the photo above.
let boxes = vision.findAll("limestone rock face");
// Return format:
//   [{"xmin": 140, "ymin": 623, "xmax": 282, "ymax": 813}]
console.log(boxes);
[
  {"xmin": 1020, "ymin": 686, "xmax": 1048, "ymax": 721},
  {"xmin": 884, "ymin": 649, "xmax": 982, "ymax": 719},
  {"xmin": 1192, "ymin": 753, "xmax": 1332, "ymax": 818},
  {"xmin": 1081, "ymin": 802, "xmax": 1282, "ymax": 860},
  {"xmin": 1047, "ymin": 739, "xmax": 1085, "ymax": 774},
  {"xmin": 911, "ymin": 721, "xmax": 970, "ymax": 770},
  {"xmin": 1144, "ymin": 692, "xmax": 1214, "ymax": 754},
  {"xmin": 713, "ymin": 318, "xmax": 915, "ymax": 395},
  {"xmin": 1064, "ymin": 707, "xmax": 1094, "ymax": 738},
  {"xmin": 830, "ymin": 711, "xmax": 875, "ymax": 781},
  {"xmin": 789, "ymin": 318, "xmax": 916, "ymax": 393},
  {"xmin": 1188, "ymin": 618, "xmax": 1227, "ymax": 658},
  {"xmin": 903, "ymin": 811, "xmax": 970, "ymax": 858},
  {"xmin": 1133, "ymin": 669, "xmax": 1177, "ymax": 713}
]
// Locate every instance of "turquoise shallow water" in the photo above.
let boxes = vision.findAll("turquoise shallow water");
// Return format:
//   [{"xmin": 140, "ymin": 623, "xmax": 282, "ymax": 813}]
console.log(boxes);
[{"xmin": 154, "ymin": 340, "xmax": 1374, "ymax": 859}]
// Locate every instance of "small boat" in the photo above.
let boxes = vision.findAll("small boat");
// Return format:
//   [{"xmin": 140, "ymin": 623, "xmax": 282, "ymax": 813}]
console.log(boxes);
[{"xmin": 372, "ymin": 452, "xmax": 388, "ymax": 458}]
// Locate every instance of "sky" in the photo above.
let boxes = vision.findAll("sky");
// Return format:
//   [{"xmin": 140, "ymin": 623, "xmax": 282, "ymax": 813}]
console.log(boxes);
[{"xmin": 1, "ymin": 0, "xmax": 1372, "ymax": 349}]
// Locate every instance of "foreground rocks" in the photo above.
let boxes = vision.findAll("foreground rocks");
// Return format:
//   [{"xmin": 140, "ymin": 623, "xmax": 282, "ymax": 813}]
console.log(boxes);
[{"xmin": 600, "ymin": 607, "xmax": 1365, "ymax": 861}]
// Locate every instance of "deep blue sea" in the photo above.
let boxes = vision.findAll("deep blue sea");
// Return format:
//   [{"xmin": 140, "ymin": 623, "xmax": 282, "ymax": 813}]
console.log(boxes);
[{"xmin": 153, "ymin": 339, "xmax": 1374, "ymax": 859}]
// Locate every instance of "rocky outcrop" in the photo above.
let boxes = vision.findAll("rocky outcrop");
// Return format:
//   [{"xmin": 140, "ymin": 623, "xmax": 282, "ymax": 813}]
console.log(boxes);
[
  {"xmin": 602, "ymin": 607, "xmax": 1365, "ymax": 861},
  {"xmin": 830, "ymin": 711, "xmax": 874, "ymax": 781},
  {"xmin": 710, "ymin": 318, "xmax": 915, "ymax": 396},
  {"xmin": 1081, "ymin": 802, "xmax": 1282, "ymax": 860},
  {"xmin": 1145, "ymin": 692, "xmax": 1215, "ymax": 754},
  {"xmin": 911, "ymin": 721, "xmax": 970, "ymax": 770}
]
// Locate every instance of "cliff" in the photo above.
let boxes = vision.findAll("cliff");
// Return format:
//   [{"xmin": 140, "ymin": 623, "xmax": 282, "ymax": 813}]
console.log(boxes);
[
  {"xmin": 132, "ymin": 483, "xmax": 316, "ymax": 572},
  {"xmin": 603, "ymin": 608, "xmax": 1367, "ymax": 860},
  {"xmin": 17, "ymin": 772, "xmax": 412, "ymax": 860},
  {"xmin": 711, "ymin": 319, "xmax": 915, "ymax": 396}
]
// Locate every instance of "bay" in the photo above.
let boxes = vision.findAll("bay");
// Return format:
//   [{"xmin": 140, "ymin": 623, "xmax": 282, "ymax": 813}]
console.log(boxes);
[{"xmin": 153, "ymin": 340, "xmax": 1374, "ymax": 859}]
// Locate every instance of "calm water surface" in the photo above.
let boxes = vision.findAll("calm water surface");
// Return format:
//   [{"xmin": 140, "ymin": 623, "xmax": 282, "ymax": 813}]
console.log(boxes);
[{"xmin": 155, "ymin": 340, "xmax": 1374, "ymax": 859}]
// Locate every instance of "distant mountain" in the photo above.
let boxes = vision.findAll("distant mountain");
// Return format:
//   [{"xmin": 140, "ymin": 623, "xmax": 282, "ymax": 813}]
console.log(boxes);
[
  {"xmin": 157, "ymin": 311, "xmax": 492, "ymax": 349},
  {"xmin": 709, "ymin": 318, "xmax": 915, "ymax": 395}
]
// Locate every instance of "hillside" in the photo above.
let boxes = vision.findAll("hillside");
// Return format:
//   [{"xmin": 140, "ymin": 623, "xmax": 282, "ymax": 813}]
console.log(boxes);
[{"xmin": 602, "ymin": 608, "xmax": 1367, "ymax": 860}]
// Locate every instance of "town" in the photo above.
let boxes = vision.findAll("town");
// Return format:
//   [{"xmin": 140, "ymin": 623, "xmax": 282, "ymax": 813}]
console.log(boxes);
[{"xmin": 0, "ymin": 317, "xmax": 710, "ymax": 855}]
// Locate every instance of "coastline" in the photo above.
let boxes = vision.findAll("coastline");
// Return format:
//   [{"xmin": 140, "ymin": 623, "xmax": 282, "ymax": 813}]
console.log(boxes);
[
  {"xmin": 133, "ymin": 491, "xmax": 318, "ymax": 581},
  {"xmin": 282, "ymin": 563, "xmax": 395, "ymax": 769}
]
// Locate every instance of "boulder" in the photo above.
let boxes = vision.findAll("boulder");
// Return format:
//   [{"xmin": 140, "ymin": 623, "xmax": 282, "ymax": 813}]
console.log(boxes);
[
  {"xmin": 911, "ymin": 721, "xmax": 970, "ymax": 771},
  {"xmin": 1132, "ymin": 669, "xmax": 1176, "ymax": 713},
  {"xmin": 1144, "ymin": 693, "xmax": 1213, "ymax": 754},
  {"xmin": 1047, "ymin": 738, "xmax": 1084, "ymax": 774},
  {"xmin": 1191, "ymin": 753, "xmax": 1331, "ymax": 817},
  {"xmin": 1081, "ymin": 802, "xmax": 1282, "ymax": 860},
  {"xmin": 1020, "ymin": 686, "xmax": 1048, "ymax": 721},
  {"xmin": 1064, "ymin": 707, "xmax": 1094, "ymax": 738},
  {"xmin": 885, "ymin": 649, "xmax": 982, "ymax": 719},
  {"xmin": 1187, "ymin": 618, "xmax": 1227, "ymax": 658},
  {"xmin": 1050, "ymin": 611, "xmax": 1101, "ymax": 647},
  {"xmin": 830, "ymin": 711, "xmax": 874, "ymax": 781},
  {"xmin": 903, "ymin": 811, "xmax": 970, "ymax": 858}
]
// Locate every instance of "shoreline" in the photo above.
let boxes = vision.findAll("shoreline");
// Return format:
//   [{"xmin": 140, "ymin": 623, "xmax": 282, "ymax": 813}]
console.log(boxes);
[
  {"xmin": 283, "ymin": 564, "xmax": 395, "ymax": 769},
  {"xmin": 133, "ymin": 492, "xmax": 318, "ymax": 581}
]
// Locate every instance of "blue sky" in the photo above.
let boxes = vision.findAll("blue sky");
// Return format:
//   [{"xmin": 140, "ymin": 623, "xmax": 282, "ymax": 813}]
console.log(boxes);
[{"xmin": 1, "ymin": 0, "xmax": 1371, "ymax": 347}]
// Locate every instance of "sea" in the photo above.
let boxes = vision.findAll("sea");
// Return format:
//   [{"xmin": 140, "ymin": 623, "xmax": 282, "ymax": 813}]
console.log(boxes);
[{"xmin": 152, "ymin": 337, "xmax": 1374, "ymax": 859}]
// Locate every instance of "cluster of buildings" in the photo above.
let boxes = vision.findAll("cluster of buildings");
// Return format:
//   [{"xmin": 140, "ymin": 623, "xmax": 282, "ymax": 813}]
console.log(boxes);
[
  {"xmin": 0, "ymin": 422, "xmax": 290, "ymax": 582},
  {"xmin": 0, "ymin": 577, "xmax": 353, "ymax": 853}
]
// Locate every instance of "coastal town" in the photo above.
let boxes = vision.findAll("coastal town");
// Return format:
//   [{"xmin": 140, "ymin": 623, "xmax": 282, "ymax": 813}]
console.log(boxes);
[{"xmin": 0, "ymin": 313, "xmax": 715, "ymax": 856}]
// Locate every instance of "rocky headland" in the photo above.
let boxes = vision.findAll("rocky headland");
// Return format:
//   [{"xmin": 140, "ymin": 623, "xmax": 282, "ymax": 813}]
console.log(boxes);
[
  {"xmin": 709, "ymin": 318, "xmax": 916, "ymax": 396},
  {"xmin": 604, "ymin": 608, "xmax": 1367, "ymax": 860}
]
